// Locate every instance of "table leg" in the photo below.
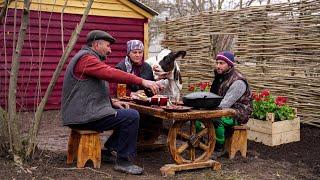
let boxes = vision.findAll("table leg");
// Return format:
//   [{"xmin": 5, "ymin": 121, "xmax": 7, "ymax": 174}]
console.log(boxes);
[{"xmin": 161, "ymin": 120, "xmax": 220, "ymax": 176}]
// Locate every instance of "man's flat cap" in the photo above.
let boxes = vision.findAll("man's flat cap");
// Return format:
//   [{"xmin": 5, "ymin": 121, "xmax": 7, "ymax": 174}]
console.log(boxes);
[{"xmin": 86, "ymin": 30, "xmax": 116, "ymax": 44}]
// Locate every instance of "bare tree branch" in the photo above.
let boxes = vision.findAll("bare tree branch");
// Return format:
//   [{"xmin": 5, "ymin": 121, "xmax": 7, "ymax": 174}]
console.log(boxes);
[
  {"xmin": 8, "ymin": 0, "xmax": 31, "ymax": 164},
  {"xmin": 246, "ymin": 0, "xmax": 256, "ymax": 6},
  {"xmin": 190, "ymin": 0, "xmax": 201, "ymax": 12},
  {"xmin": 175, "ymin": 0, "xmax": 184, "ymax": 17},
  {"xmin": 60, "ymin": 0, "xmax": 68, "ymax": 52},
  {"xmin": 218, "ymin": 0, "xmax": 225, "ymax": 10},
  {"xmin": 0, "ymin": 0, "xmax": 12, "ymax": 23},
  {"xmin": 209, "ymin": 0, "xmax": 216, "ymax": 11},
  {"xmin": 26, "ymin": 0, "xmax": 94, "ymax": 159}
]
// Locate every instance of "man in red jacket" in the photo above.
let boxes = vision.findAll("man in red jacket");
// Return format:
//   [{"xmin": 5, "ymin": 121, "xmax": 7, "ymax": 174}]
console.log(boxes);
[{"xmin": 61, "ymin": 30, "xmax": 161, "ymax": 175}]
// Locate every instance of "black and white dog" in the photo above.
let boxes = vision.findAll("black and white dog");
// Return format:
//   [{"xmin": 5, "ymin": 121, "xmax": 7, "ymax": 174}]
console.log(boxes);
[{"xmin": 146, "ymin": 49, "xmax": 186, "ymax": 100}]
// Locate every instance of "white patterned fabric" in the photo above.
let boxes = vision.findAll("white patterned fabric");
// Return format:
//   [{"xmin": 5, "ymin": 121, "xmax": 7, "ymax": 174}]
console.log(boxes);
[{"xmin": 126, "ymin": 40, "xmax": 144, "ymax": 54}]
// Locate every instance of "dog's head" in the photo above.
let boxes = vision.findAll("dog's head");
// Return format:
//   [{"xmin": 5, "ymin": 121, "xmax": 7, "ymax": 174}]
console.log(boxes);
[{"xmin": 158, "ymin": 50, "xmax": 186, "ymax": 72}]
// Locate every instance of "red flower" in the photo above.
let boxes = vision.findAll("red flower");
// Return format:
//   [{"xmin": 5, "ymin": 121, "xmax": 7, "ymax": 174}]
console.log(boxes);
[
  {"xmin": 252, "ymin": 91, "xmax": 262, "ymax": 102},
  {"xmin": 260, "ymin": 89, "xmax": 270, "ymax": 98},
  {"xmin": 199, "ymin": 82, "xmax": 208, "ymax": 91},
  {"xmin": 188, "ymin": 84, "xmax": 195, "ymax": 91},
  {"xmin": 275, "ymin": 96, "xmax": 287, "ymax": 106},
  {"xmin": 188, "ymin": 81, "xmax": 211, "ymax": 92}
]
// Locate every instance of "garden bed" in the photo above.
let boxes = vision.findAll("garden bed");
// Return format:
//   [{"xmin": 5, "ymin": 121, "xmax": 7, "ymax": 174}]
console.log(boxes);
[{"xmin": 247, "ymin": 112, "xmax": 300, "ymax": 146}]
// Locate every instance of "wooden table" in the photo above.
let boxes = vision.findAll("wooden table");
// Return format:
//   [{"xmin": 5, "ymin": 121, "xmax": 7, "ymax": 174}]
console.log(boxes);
[{"xmin": 125, "ymin": 101, "xmax": 236, "ymax": 176}]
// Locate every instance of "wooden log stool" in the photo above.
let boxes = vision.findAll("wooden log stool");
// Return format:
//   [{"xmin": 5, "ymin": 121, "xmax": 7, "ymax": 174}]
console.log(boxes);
[
  {"xmin": 225, "ymin": 125, "xmax": 248, "ymax": 159},
  {"xmin": 67, "ymin": 129, "xmax": 101, "ymax": 168}
]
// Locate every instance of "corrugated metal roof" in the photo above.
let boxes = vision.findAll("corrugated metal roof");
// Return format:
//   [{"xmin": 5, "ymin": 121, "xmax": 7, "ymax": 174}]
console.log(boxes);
[{"xmin": 129, "ymin": 0, "xmax": 159, "ymax": 16}]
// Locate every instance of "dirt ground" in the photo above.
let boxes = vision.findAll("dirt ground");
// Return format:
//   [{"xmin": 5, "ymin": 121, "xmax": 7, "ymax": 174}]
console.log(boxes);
[{"xmin": 0, "ymin": 110, "xmax": 319, "ymax": 180}]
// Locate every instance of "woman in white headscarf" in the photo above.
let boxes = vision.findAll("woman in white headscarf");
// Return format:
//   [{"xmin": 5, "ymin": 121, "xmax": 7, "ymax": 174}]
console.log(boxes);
[{"xmin": 116, "ymin": 40, "xmax": 154, "ymax": 93}]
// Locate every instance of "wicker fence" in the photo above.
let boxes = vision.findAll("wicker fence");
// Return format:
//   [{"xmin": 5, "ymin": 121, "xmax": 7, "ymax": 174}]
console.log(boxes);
[{"xmin": 161, "ymin": 0, "xmax": 320, "ymax": 126}]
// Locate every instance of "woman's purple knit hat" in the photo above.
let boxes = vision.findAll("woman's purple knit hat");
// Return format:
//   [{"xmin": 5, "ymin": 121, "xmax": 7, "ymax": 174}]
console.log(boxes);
[{"xmin": 216, "ymin": 51, "xmax": 235, "ymax": 67}]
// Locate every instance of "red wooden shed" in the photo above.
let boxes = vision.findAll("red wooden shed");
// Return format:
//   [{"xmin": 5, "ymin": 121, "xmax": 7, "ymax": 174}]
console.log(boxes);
[{"xmin": 0, "ymin": 0, "xmax": 157, "ymax": 111}]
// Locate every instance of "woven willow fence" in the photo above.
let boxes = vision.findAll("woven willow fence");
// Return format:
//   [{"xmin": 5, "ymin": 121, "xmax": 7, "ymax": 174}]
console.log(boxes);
[{"xmin": 161, "ymin": 0, "xmax": 320, "ymax": 126}]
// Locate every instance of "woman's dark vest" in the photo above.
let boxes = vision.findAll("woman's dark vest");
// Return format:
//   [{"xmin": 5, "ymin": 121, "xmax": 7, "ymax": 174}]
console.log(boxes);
[
  {"xmin": 210, "ymin": 68, "xmax": 253, "ymax": 124},
  {"xmin": 61, "ymin": 47, "xmax": 116, "ymax": 125}
]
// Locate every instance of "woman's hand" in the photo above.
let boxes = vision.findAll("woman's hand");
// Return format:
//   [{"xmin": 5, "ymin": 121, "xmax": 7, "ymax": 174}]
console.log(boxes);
[{"xmin": 112, "ymin": 100, "xmax": 129, "ymax": 109}]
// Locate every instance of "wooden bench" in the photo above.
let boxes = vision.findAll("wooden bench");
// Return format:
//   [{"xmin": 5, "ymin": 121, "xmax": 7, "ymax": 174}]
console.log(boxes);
[
  {"xmin": 67, "ymin": 129, "xmax": 101, "ymax": 168},
  {"xmin": 225, "ymin": 125, "xmax": 248, "ymax": 159}
]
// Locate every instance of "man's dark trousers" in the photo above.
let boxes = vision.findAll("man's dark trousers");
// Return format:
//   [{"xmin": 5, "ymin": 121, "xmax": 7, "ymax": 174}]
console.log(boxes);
[{"xmin": 68, "ymin": 109, "xmax": 140, "ymax": 159}]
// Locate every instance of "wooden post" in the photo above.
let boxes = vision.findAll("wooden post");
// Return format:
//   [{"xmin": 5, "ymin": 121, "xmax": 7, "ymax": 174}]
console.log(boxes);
[
  {"xmin": 160, "ymin": 160, "xmax": 221, "ymax": 176},
  {"xmin": 266, "ymin": 112, "xmax": 275, "ymax": 122},
  {"xmin": 144, "ymin": 20, "xmax": 149, "ymax": 59}
]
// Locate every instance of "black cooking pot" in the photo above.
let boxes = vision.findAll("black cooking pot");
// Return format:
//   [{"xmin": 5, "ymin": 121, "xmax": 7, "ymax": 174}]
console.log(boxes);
[{"xmin": 183, "ymin": 92, "xmax": 223, "ymax": 109}]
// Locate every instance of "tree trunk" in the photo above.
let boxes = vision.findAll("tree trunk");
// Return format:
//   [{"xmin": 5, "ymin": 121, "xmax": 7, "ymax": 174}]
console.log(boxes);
[
  {"xmin": 0, "ymin": 108, "xmax": 9, "ymax": 138},
  {"xmin": 0, "ymin": 0, "xmax": 11, "ymax": 23},
  {"xmin": 25, "ymin": 0, "xmax": 94, "ymax": 159},
  {"xmin": 7, "ymin": 0, "xmax": 31, "ymax": 164},
  {"xmin": 60, "ymin": 0, "xmax": 69, "ymax": 52},
  {"xmin": 218, "ymin": 0, "xmax": 225, "ymax": 10},
  {"xmin": 0, "ymin": 108, "xmax": 10, "ymax": 156}
]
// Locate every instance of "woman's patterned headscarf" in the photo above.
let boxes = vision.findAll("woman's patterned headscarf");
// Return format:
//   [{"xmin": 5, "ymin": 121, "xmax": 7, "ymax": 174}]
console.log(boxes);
[
  {"xmin": 125, "ymin": 40, "xmax": 144, "ymax": 76},
  {"xmin": 126, "ymin": 40, "xmax": 144, "ymax": 54}
]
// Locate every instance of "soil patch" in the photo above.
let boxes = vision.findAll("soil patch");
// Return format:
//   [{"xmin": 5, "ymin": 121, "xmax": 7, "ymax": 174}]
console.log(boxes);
[{"xmin": 1, "ymin": 111, "xmax": 319, "ymax": 179}]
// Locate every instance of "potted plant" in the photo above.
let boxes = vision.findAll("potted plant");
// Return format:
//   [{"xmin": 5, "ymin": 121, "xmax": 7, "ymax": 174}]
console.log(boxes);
[{"xmin": 247, "ymin": 89, "xmax": 300, "ymax": 146}]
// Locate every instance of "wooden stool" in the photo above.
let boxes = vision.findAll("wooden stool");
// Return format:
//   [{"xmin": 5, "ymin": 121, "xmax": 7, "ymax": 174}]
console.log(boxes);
[
  {"xmin": 67, "ymin": 129, "xmax": 101, "ymax": 168},
  {"xmin": 225, "ymin": 125, "xmax": 248, "ymax": 159}
]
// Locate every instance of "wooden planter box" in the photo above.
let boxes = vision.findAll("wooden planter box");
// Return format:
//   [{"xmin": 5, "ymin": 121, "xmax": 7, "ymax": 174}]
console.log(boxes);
[{"xmin": 247, "ymin": 111, "xmax": 300, "ymax": 146}]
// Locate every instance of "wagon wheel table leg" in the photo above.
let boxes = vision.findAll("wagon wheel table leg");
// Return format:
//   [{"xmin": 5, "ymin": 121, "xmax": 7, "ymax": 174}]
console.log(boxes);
[
  {"xmin": 168, "ymin": 119, "xmax": 215, "ymax": 164},
  {"xmin": 160, "ymin": 120, "xmax": 221, "ymax": 176}
]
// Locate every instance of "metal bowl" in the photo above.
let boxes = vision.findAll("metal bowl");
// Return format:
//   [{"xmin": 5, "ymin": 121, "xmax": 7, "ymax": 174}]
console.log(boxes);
[{"xmin": 182, "ymin": 92, "xmax": 223, "ymax": 109}]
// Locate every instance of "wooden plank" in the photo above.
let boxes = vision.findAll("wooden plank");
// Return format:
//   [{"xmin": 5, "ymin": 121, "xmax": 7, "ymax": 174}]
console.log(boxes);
[
  {"xmin": 160, "ymin": 160, "xmax": 221, "ymax": 176},
  {"xmin": 247, "ymin": 117, "xmax": 300, "ymax": 134},
  {"xmin": 6, "ymin": 0, "xmax": 151, "ymax": 19},
  {"xmin": 127, "ymin": 102, "xmax": 236, "ymax": 121},
  {"xmin": 246, "ymin": 119, "xmax": 273, "ymax": 134},
  {"xmin": 118, "ymin": 0, "xmax": 153, "ymax": 19},
  {"xmin": 144, "ymin": 22, "xmax": 149, "ymax": 59},
  {"xmin": 272, "ymin": 118, "xmax": 300, "ymax": 134},
  {"xmin": 248, "ymin": 129, "xmax": 300, "ymax": 146}
]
